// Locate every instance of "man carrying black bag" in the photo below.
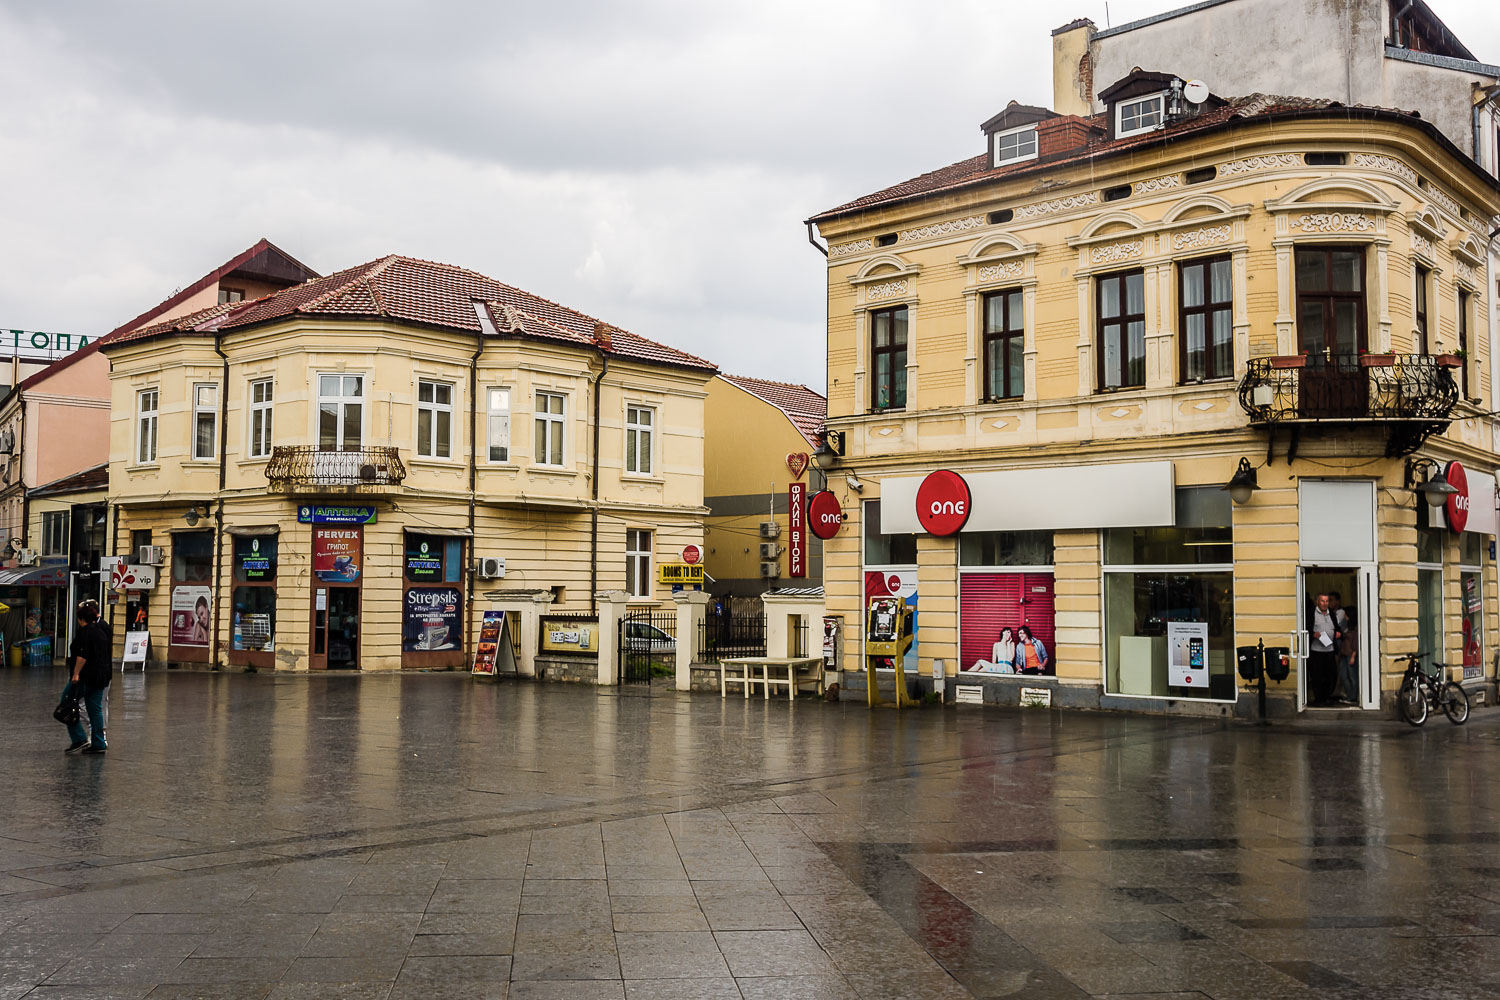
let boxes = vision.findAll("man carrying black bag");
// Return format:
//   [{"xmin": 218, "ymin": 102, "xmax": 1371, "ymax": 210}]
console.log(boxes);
[{"xmin": 60, "ymin": 599, "xmax": 111, "ymax": 755}]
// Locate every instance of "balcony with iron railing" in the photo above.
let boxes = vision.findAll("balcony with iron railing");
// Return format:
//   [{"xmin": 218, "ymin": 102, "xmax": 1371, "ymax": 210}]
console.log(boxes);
[
  {"xmin": 1237, "ymin": 352, "xmax": 1460, "ymax": 457},
  {"xmin": 264, "ymin": 446, "xmax": 407, "ymax": 495}
]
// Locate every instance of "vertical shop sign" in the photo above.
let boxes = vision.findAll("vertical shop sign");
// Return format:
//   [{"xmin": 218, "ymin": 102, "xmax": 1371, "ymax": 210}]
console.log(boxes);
[
  {"xmin": 313, "ymin": 527, "xmax": 362, "ymax": 582},
  {"xmin": 788, "ymin": 482, "xmax": 806, "ymax": 578},
  {"xmin": 170, "ymin": 586, "xmax": 212, "ymax": 647},
  {"xmin": 1167, "ymin": 621, "xmax": 1210, "ymax": 688}
]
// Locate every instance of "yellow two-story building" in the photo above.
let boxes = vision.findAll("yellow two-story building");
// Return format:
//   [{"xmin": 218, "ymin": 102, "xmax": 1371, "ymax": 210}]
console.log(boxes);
[
  {"xmin": 808, "ymin": 71, "xmax": 1500, "ymax": 717},
  {"xmin": 101, "ymin": 255, "xmax": 716, "ymax": 671}
]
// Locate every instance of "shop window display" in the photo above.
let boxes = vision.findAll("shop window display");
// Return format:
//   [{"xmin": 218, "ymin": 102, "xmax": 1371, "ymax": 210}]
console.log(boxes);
[
  {"xmin": 1416, "ymin": 507, "xmax": 1443, "ymax": 663},
  {"xmin": 959, "ymin": 531, "xmax": 1056, "ymax": 675},
  {"xmin": 1460, "ymin": 533, "xmax": 1483, "ymax": 680},
  {"xmin": 1104, "ymin": 487, "xmax": 1234, "ymax": 700},
  {"xmin": 231, "ymin": 535, "xmax": 277, "ymax": 654}
]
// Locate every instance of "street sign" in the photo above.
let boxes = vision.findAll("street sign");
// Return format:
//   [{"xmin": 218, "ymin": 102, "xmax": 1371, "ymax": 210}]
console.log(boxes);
[{"xmin": 681, "ymin": 544, "xmax": 702, "ymax": 565}]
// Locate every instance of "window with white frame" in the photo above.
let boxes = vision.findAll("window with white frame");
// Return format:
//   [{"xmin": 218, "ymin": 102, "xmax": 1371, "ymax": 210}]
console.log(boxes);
[
  {"xmin": 318, "ymin": 374, "xmax": 363, "ymax": 451},
  {"xmin": 248, "ymin": 379, "xmax": 273, "ymax": 459},
  {"xmin": 626, "ymin": 528, "xmax": 652, "ymax": 598},
  {"xmin": 992, "ymin": 125, "xmax": 1038, "ymax": 166},
  {"xmin": 534, "ymin": 392, "xmax": 565, "ymax": 467},
  {"xmin": 1116, "ymin": 94, "xmax": 1165, "ymax": 137},
  {"xmin": 136, "ymin": 388, "xmax": 159, "ymax": 464},
  {"xmin": 625, "ymin": 405, "xmax": 654, "ymax": 475},
  {"xmin": 190, "ymin": 384, "xmax": 219, "ymax": 461},
  {"xmin": 417, "ymin": 380, "xmax": 453, "ymax": 458},
  {"xmin": 41, "ymin": 510, "xmax": 68, "ymax": 556},
  {"xmin": 487, "ymin": 387, "xmax": 510, "ymax": 463}
]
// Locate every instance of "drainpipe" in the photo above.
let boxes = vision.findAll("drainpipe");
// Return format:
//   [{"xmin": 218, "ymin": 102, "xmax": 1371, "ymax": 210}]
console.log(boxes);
[
  {"xmin": 211, "ymin": 332, "xmax": 229, "ymax": 669},
  {"xmin": 17, "ymin": 396, "xmax": 27, "ymax": 549},
  {"xmin": 466, "ymin": 329, "xmax": 482, "ymax": 662},
  {"xmin": 806, "ymin": 222, "xmax": 827, "ymax": 257},
  {"xmin": 589, "ymin": 352, "xmax": 609, "ymax": 613}
]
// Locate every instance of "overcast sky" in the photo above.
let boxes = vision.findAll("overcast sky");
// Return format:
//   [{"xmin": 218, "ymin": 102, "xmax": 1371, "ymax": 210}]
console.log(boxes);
[{"xmin": 1, "ymin": 1, "xmax": 1495, "ymax": 392}]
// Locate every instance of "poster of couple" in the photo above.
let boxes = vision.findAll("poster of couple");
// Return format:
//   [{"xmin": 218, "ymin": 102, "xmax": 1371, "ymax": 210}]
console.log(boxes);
[
  {"xmin": 966, "ymin": 625, "xmax": 1049, "ymax": 675},
  {"xmin": 960, "ymin": 573, "xmax": 1056, "ymax": 676}
]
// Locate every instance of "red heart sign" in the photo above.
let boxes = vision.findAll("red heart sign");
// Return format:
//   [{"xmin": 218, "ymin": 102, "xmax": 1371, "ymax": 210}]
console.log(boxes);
[{"xmin": 786, "ymin": 452, "xmax": 809, "ymax": 479}]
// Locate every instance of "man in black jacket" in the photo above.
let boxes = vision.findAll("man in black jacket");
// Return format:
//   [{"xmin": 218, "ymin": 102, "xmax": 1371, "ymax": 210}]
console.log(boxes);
[{"xmin": 63, "ymin": 600, "xmax": 111, "ymax": 754}]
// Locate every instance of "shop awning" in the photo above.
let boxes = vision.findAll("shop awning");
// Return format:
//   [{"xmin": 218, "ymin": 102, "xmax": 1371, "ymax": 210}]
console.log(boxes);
[
  {"xmin": 403, "ymin": 527, "xmax": 473, "ymax": 537},
  {"xmin": 226, "ymin": 525, "xmax": 282, "ymax": 536},
  {"xmin": 0, "ymin": 566, "xmax": 68, "ymax": 588}
]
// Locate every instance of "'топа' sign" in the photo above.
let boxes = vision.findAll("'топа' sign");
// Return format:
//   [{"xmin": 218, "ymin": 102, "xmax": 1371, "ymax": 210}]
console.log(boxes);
[{"xmin": 915, "ymin": 470, "xmax": 971, "ymax": 536}]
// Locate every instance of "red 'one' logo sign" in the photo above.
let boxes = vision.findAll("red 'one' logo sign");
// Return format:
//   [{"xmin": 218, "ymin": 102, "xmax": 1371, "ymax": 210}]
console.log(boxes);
[
  {"xmin": 807, "ymin": 490, "xmax": 843, "ymax": 539},
  {"xmin": 915, "ymin": 470, "xmax": 971, "ymax": 536},
  {"xmin": 1445, "ymin": 460, "xmax": 1469, "ymax": 533}
]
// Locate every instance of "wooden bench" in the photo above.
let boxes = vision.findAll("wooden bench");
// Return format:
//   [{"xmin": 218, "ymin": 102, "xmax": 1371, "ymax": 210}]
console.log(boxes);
[{"xmin": 720, "ymin": 656, "xmax": 825, "ymax": 701}]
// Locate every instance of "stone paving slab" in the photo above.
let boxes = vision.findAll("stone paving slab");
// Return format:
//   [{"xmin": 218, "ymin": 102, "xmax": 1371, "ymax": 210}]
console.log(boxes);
[{"xmin": 4, "ymin": 668, "xmax": 1500, "ymax": 998}]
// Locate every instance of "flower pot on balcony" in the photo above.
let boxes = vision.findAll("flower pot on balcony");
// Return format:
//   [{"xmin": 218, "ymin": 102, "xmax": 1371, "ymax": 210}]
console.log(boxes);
[
  {"xmin": 1269, "ymin": 355, "xmax": 1307, "ymax": 369},
  {"xmin": 1358, "ymin": 353, "xmax": 1396, "ymax": 368},
  {"xmin": 1435, "ymin": 354, "xmax": 1463, "ymax": 368}
]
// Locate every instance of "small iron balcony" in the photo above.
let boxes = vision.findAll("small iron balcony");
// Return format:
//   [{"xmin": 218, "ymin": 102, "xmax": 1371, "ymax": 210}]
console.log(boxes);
[{"xmin": 264, "ymin": 446, "xmax": 407, "ymax": 494}]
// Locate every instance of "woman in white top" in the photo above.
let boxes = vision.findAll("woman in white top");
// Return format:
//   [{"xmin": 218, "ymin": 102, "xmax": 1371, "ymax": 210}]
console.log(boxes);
[{"xmin": 969, "ymin": 627, "xmax": 1017, "ymax": 673}]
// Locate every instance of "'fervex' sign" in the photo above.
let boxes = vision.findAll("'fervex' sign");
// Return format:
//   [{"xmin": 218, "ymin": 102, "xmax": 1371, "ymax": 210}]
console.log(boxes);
[
  {"xmin": 915, "ymin": 470, "xmax": 971, "ymax": 536},
  {"xmin": 1445, "ymin": 460, "xmax": 1469, "ymax": 534},
  {"xmin": 808, "ymin": 490, "xmax": 843, "ymax": 539}
]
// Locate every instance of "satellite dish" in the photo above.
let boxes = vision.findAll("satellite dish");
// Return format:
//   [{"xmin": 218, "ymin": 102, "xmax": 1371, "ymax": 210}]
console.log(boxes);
[{"xmin": 1183, "ymin": 80, "xmax": 1210, "ymax": 104}]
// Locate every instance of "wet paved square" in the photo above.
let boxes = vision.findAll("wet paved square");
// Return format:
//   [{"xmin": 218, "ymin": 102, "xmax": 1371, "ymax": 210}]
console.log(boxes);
[{"xmin": 3, "ymin": 668, "xmax": 1500, "ymax": 998}]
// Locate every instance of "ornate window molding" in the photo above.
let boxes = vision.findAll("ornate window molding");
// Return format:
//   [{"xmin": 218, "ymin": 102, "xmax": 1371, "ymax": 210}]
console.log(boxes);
[
  {"xmin": 847, "ymin": 253, "xmax": 921, "ymax": 289},
  {"xmin": 957, "ymin": 233, "xmax": 1040, "ymax": 405},
  {"xmin": 1454, "ymin": 233, "xmax": 1487, "ymax": 268}
]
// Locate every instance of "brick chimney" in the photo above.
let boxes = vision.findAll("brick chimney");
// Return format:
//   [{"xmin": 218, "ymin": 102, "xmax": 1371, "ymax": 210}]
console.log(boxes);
[
  {"xmin": 1037, "ymin": 115, "xmax": 1096, "ymax": 157},
  {"xmin": 592, "ymin": 321, "xmax": 614, "ymax": 350},
  {"xmin": 1051, "ymin": 17, "xmax": 1096, "ymax": 116}
]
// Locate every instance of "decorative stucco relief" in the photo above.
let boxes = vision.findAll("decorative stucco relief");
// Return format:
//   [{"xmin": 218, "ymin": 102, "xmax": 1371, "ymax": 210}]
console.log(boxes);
[
  {"xmin": 899, "ymin": 216, "xmax": 985, "ymax": 243},
  {"xmin": 1013, "ymin": 191, "xmax": 1099, "ymax": 221},
  {"xmin": 1425, "ymin": 185, "xmax": 1462, "ymax": 221},
  {"xmin": 1219, "ymin": 153, "xmax": 1301, "ymax": 175},
  {"xmin": 1410, "ymin": 232, "xmax": 1435, "ymax": 261},
  {"xmin": 1456, "ymin": 260, "xmax": 1481, "ymax": 287},
  {"xmin": 1350, "ymin": 153, "xmax": 1418, "ymax": 185},
  {"xmin": 1171, "ymin": 225, "xmax": 1231, "ymax": 252},
  {"xmin": 1091, "ymin": 241, "xmax": 1144, "ymax": 265},
  {"xmin": 976, "ymin": 261, "xmax": 1024, "ymax": 283},
  {"xmin": 1291, "ymin": 213, "xmax": 1375, "ymax": 233},
  {"xmin": 865, "ymin": 279, "xmax": 908, "ymax": 301},
  {"xmin": 1135, "ymin": 174, "xmax": 1181, "ymax": 195},
  {"xmin": 829, "ymin": 238, "xmax": 873, "ymax": 258}
]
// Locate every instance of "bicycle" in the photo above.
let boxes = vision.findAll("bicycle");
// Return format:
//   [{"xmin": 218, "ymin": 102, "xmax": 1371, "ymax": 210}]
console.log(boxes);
[{"xmin": 1392, "ymin": 652, "xmax": 1469, "ymax": 727}]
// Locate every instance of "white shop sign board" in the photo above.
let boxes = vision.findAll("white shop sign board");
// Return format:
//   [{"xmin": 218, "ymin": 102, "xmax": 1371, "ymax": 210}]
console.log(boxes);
[
  {"xmin": 880, "ymin": 460, "xmax": 1174, "ymax": 534},
  {"xmin": 123, "ymin": 631, "xmax": 149, "ymax": 666},
  {"xmin": 1167, "ymin": 621, "xmax": 1209, "ymax": 689}
]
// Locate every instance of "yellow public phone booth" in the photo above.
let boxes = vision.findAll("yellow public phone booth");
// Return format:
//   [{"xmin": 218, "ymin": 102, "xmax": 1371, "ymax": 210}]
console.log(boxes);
[{"xmin": 865, "ymin": 596, "xmax": 914, "ymax": 708}]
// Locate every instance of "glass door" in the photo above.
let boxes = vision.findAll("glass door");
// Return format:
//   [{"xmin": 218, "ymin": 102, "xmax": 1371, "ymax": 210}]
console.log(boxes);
[
  {"xmin": 310, "ymin": 586, "xmax": 360, "ymax": 669},
  {"xmin": 1297, "ymin": 567, "xmax": 1370, "ymax": 710}
]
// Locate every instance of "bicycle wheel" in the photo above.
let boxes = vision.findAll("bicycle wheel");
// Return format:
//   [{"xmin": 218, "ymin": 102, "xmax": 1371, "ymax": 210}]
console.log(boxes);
[
  {"xmin": 1398, "ymin": 676, "xmax": 1428, "ymax": 726},
  {"xmin": 1441, "ymin": 683, "xmax": 1470, "ymax": 725}
]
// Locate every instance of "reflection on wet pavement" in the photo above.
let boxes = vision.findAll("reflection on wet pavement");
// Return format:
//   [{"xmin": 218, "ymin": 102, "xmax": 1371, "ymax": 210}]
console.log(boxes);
[{"xmin": 2, "ymin": 668, "xmax": 1500, "ymax": 998}]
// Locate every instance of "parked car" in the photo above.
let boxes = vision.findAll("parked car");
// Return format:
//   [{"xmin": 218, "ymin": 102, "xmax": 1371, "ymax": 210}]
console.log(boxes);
[{"xmin": 623, "ymin": 620, "xmax": 675, "ymax": 653}]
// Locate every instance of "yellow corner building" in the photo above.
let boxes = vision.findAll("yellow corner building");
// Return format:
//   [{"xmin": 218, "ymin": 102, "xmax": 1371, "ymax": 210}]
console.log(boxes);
[
  {"xmin": 101, "ymin": 256, "xmax": 716, "ymax": 671},
  {"xmin": 808, "ymin": 68, "xmax": 1500, "ymax": 717}
]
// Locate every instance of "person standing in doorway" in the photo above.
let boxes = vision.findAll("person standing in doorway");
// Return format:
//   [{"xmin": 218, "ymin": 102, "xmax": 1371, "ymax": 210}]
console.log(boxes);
[
  {"xmin": 1308, "ymin": 592, "xmax": 1340, "ymax": 706},
  {"xmin": 1338, "ymin": 606, "xmax": 1360, "ymax": 706},
  {"xmin": 63, "ymin": 600, "xmax": 111, "ymax": 754}
]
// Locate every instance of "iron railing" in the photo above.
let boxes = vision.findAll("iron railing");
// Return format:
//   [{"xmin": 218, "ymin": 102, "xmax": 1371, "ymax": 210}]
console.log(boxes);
[
  {"xmin": 697, "ymin": 615, "xmax": 766, "ymax": 664},
  {"xmin": 264, "ymin": 446, "xmax": 407, "ymax": 490}
]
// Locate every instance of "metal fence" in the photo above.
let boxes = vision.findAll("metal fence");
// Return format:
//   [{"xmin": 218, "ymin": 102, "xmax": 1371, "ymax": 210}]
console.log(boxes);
[
  {"xmin": 697, "ymin": 615, "xmax": 766, "ymax": 664},
  {"xmin": 619, "ymin": 609, "xmax": 678, "ymax": 685}
]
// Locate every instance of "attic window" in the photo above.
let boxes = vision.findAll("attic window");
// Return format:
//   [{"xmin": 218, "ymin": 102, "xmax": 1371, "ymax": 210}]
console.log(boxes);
[
  {"xmin": 1102, "ymin": 184, "xmax": 1132, "ymax": 202},
  {"xmin": 1304, "ymin": 152, "xmax": 1346, "ymax": 166},
  {"xmin": 1184, "ymin": 166, "xmax": 1217, "ymax": 184},
  {"xmin": 988, "ymin": 209, "xmax": 1014, "ymax": 225},
  {"xmin": 218, "ymin": 288, "xmax": 245, "ymax": 305},
  {"xmin": 876, "ymin": 233, "xmax": 898, "ymax": 248},
  {"xmin": 993, "ymin": 125, "xmax": 1038, "ymax": 166},
  {"xmin": 1116, "ymin": 94, "xmax": 1165, "ymax": 137}
]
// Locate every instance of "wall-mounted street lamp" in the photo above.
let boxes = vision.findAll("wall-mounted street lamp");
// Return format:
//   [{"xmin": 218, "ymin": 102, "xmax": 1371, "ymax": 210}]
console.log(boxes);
[
  {"xmin": 0, "ymin": 537, "xmax": 22, "ymax": 560},
  {"xmin": 182, "ymin": 505, "xmax": 214, "ymax": 527},
  {"xmin": 813, "ymin": 428, "xmax": 845, "ymax": 470},
  {"xmin": 1222, "ymin": 457, "xmax": 1260, "ymax": 505},
  {"xmin": 1405, "ymin": 457, "xmax": 1458, "ymax": 509}
]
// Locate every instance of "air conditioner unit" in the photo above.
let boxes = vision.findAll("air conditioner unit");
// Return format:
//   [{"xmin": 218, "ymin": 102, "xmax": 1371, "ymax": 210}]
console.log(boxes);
[
  {"xmin": 759, "ymin": 542, "xmax": 779, "ymax": 559},
  {"xmin": 17, "ymin": 549, "xmax": 38, "ymax": 566},
  {"xmin": 760, "ymin": 561, "xmax": 780, "ymax": 578},
  {"xmin": 139, "ymin": 545, "xmax": 166, "ymax": 566},
  {"xmin": 759, "ymin": 522, "xmax": 780, "ymax": 539},
  {"xmin": 478, "ymin": 556, "xmax": 506, "ymax": 580}
]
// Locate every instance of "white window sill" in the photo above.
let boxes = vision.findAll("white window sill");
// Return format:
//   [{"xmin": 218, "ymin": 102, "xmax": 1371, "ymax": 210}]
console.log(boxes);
[
  {"xmin": 238, "ymin": 456, "xmax": 271, "ymax": 467},
  {"xmin": 126, "ymin": 463, "xmax": 160, "ymax": 472},
  {"xmin": 529, "ymin": 466, "xmax": 577, "ymax": 478},
  {"xmin": 482, "ymin": 460, "xmax": 517, "ymax": 469},
  {"xmin": 622, "ymin": 474, "xmax": 664, "ymax": 485},
  {"xmin": 408, "ymin": 456, "xmax": 460, "ymax": 469}
]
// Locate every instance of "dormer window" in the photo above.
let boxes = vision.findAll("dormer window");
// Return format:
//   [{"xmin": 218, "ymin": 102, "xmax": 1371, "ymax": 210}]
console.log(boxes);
[
  {"xmin": 993, "ymin": 125, "xmax": 1038, "ymax": 166},
  {"xmin": 1116, "ymin": 94, "xmax": 1166, "ymax": 137}
]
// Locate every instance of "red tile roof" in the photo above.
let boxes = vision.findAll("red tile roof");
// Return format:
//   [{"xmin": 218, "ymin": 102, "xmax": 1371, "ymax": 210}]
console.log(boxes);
[
  {"xmin": 718, "ymin": 374, "xmax": 827, "ymax": 448},
  {"xmin": 29, "ymin": 463, "xmax": 109, "ymax": 498},
  {"xmin": 102, "ymin": 255, "xmax": 718, "ymax": 373},
  {"xmin": 808, "ymin": 94, "xmax": 1385, "ymax": 223}
]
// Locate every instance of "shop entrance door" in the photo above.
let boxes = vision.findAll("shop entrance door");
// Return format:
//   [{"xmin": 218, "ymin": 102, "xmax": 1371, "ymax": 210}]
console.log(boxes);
[
  {"xmin": 1295, "ymin": 565, "xmax": 1376, "ymax": 711},
  {"xmin": 311, "ymin": 586, "xmax": 360, "ymax": 669}
]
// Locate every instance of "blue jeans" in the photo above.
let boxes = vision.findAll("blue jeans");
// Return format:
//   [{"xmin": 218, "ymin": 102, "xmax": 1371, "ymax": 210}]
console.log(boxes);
[
  {"xmin": 61, "ymin": 681, "xmax": 106, "ymax": 748},
  {"xmin": 1338, "ymin": 656, "xmax": 1359, "ymax": 704}
]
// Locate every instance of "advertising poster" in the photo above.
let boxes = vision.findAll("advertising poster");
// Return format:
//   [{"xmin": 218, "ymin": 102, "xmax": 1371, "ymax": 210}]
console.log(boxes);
[
  {"xmin": 404, "ymin": 586, "xmax": 462, "ymax": 651},
  {"xmin": 123, "ymin": 631, "xmax": 150, "ymax": 664},
  {"xmin": 313, "ymin": 527, "xmax": 362, "ymax": 582},
  {"xmin": 1168, "ymin": 620, "xmax": 1210, "ymax": 688},
  {"xmin": 170, "ymin": 586, "xmax": 212, "ymax": 647},
  {"xmin": 473, "ymin": 610, "xmax": 504, "ymax": 675},
  {"xmin": 864, "ymin": 570, "xmax": 917, "ymax": 674},
  {"xmin": 1463, "ymin": 572, "xmax": 1483, "ymax": 678},
  {"xmin": 959, "ymin": 573, "xmax": 1056, "ymax": 675},
  {"xmin": 788, "ymin": 482, "xmax": 806, "ymax": 578}
]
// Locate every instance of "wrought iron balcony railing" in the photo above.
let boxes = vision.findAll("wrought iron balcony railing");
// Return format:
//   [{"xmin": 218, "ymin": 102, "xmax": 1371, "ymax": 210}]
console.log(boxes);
[
  {"xmin": 264, "ymin": 446, "xmax": 407, "ymax": 491},
  {"xmin": 1237, "ymin": 353, "xmax": 1459, "ymax": 456}
]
